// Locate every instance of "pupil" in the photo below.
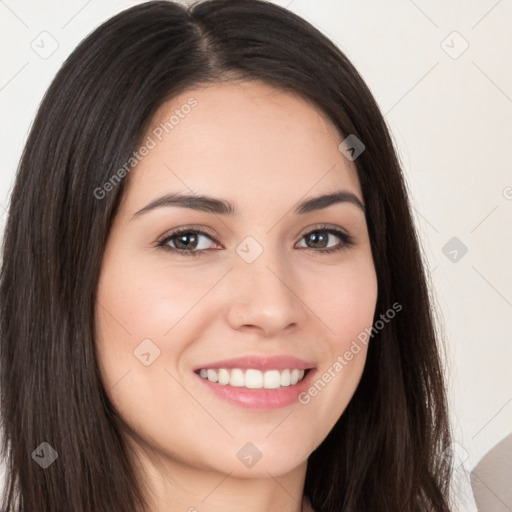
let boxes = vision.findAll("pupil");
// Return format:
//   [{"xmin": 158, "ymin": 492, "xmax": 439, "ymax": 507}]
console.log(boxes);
[
  {"xmin": 309, "ymin": 232, "xmax": 327, "ymax": 248},
  {"xmin": 176, "ymin": 233, "xmax": 197, "ymax": 249}
]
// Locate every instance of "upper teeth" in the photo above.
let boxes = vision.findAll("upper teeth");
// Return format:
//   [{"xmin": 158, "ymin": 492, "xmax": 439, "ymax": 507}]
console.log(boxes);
[{"xmin": 198, "ymin": 368, "xmax": 306, "ymax": 389}]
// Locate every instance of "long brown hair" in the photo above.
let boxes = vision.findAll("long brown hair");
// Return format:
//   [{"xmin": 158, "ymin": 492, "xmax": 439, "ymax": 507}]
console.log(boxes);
[{"xmin": 0, "ymin": 1, "xmax": 453, "ymax": 510}]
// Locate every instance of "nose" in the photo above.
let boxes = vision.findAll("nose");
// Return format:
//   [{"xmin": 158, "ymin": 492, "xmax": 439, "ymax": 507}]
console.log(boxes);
[{"xmin": 226, "ymin": 246, "xmax": 303, "ymax": 337}]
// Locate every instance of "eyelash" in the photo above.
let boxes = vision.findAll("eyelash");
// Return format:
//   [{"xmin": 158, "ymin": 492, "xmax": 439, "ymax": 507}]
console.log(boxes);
[{"xmin": 156, "ymin": 224, "xmax": 354, "ymax": 258}]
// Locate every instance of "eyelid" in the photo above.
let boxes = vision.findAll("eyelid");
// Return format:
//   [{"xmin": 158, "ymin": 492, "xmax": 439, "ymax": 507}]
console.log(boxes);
[
  {"xmin": 156, "ymin": 224, "xmax": 221, "ymax": 245},
  {"xmin": 296, "ymin": 222, "xmax": 350, "ymax": 239}
]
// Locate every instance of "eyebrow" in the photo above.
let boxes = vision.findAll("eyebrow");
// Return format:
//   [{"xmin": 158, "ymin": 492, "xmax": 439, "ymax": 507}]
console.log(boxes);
[{"xmin": 132, "ymin": 190, "xmax": 365, "ymax": 218}]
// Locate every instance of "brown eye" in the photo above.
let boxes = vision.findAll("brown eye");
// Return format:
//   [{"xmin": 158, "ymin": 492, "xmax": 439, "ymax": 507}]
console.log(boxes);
[
  {"xmin": 157, "ymin": 228, "xmax": 219, "ymax": 257},
  {"xmin": 296, "ymin": 226, "xmax": 354, "ymax": 254}
]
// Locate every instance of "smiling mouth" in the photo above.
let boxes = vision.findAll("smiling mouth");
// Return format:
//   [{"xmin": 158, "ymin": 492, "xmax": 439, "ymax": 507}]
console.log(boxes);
[{"xmin": 195, "ymin": 367, "xmax": 310, "ymax": 390}]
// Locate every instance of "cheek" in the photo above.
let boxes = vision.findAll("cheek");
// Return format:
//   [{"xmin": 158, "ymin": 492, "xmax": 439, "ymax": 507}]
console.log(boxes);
[
  {"xmin": 94, "ymin": 251, "xmax": 225, "ymax": 395},
  {"xmin": 94, "ymin": 257, "xmax": 200, "ymax": 435},
  {"xmin": 307, "ymin": 255, "xmax": 378, "ymax": 345},
  {"xmin": 297, "ymin": 256, "xmax": 377, "ymax": 425},
  {"xmin": 95, "ymin": 254, "xmax": 213, "ymax": 342}
]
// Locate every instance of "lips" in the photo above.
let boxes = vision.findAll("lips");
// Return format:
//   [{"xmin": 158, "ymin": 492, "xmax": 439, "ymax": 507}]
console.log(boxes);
[
  {"xmin": 193, "ymin": 354, "xmax": 315, "ymax": 372},
  {"xmin": 193, "ymin": 354, "xmax": 317, "ymax": 409}
]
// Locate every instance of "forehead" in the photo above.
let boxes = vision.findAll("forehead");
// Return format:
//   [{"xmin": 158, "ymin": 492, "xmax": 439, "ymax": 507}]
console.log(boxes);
[{"xmin": 122, "ymin": 80, "xmax": 362, "ymax": 213}]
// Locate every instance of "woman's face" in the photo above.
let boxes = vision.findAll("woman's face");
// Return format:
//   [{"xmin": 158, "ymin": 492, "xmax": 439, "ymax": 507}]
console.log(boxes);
[{"xmin": 95, "ymin": 80, "xmax": 378, "ymax": 479}]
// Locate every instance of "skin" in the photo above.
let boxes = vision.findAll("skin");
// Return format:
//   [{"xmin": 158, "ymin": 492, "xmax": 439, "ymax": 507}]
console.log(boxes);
[{"xmin": 95, "ymin": 80, "xmax": 378, "ymax": 512}]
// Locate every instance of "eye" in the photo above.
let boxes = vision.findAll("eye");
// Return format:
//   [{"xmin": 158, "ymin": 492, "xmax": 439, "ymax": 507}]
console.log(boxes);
[
  {"xmin": 156, "ymin": 224, "xmax": 354, "ymax": 257},
  {"xmin": 157, "ymin": 226, "xmax": 219, "ymax": 257},
  {"xmin": 296, "ymin": 224, "xmax": 354, "ymax": 254}
]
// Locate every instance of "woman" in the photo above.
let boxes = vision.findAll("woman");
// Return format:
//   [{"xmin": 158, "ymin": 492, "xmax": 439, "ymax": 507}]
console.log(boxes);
[{"xmin": 0, "ymin": 1, "xmax": 453, "ymax": 510}]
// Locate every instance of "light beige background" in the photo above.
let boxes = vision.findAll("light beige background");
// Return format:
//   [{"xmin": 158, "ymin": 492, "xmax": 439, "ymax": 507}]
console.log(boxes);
[{"xmin": 1, "ymin": 1, "xmax": 511, "ymax": 510}]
